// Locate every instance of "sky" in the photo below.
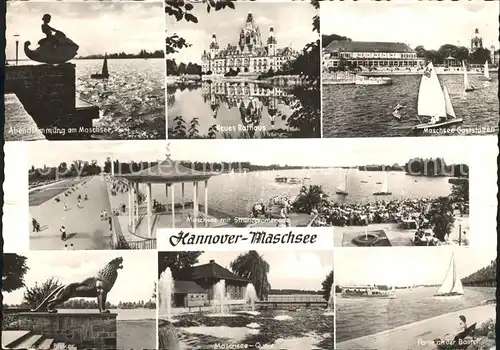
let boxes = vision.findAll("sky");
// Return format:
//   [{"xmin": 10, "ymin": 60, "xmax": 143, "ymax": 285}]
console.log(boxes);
[
  {"xmin": 5, "ymin": 2, "xmax": 164, "ymax": 59},
  {"xmin": 27, "ymin": 138, "xmax": 473, "ymax": 169},
  {"xmin": 166, "ymin": 1, "xmax": 318, "ymax": 64},
  {"xmin": 4, "ymin": 251, "xmax": 157, "ymax": 305},
  {"xmin": 335, "ymin": 247, "xmax": 496, "ymax": 287},
  {"xmin": 196, "ymin": 250, "xmax": 333, "ymax": 291},
  {"xmin": 321, "ymin": 1, "xmax": 499, "ymax": 51}
]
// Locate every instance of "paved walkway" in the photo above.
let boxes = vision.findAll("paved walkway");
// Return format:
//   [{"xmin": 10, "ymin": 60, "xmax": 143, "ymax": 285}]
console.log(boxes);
[
  {"xmin": 337, "ymin": 305, "xmax": 496, "ymax": 349},
  {"xmin": 29, "ymin": 176, "xmax": 112, "ymax": 250},
  {"xmin": 4, "ymin": 93, "xmax": 45, "ymax": 141}
]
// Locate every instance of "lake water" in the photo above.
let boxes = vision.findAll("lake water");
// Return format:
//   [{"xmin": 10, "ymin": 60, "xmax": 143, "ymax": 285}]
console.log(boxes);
[
  {"xmin": 336, "ymin": 287, "xmax": 495, "ymax": 342},
  {"xmin": 167, "ymin": 80, "xmax": 318, "ymax": 138},
  {"xmin": 76, "ymin": 58, "xmax": 165, "ymax": 139},
  {"xmin": 145, "ymin": 168, "xmax": 453, "ymax": 218},
  {"xmin": 323, "ymin": 74, "xmax": 499, "ymax": 137}
]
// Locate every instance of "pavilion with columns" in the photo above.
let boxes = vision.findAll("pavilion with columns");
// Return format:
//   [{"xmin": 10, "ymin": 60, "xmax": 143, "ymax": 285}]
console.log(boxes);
[{"xmin": 118, "ymin": 157, "xmax": 220, "ymax": 237}]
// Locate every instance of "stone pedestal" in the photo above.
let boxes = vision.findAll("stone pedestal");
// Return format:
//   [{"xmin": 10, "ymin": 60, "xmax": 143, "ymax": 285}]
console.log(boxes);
[
  {"xmin": 4, "ymin": 64, "xmax": 98, "ymax": 140},
  {"xmin": 4, "ymin": 312, "xmax": 117, "ymax": 349}
]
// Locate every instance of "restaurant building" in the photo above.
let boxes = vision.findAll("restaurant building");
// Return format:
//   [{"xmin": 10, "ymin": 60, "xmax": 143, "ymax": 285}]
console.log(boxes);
[
  {"xmin": 323, "ymin": 41, "xmax": 425, "ymax": 69},
  {"xmin": 173, "ymin": 259, "xmax": 250, "ymax": 307}
]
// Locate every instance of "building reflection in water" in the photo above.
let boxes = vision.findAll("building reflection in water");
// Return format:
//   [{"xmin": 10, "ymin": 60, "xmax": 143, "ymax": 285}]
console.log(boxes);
[{"xmin": 167, "ymin": 80, "xmax": 295, "ymax": 138}]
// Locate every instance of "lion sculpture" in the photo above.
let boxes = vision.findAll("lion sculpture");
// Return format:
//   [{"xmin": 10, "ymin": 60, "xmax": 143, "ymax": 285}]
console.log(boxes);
[{"xmin": 31, "ymin": 257, "xmax": 123, "ymax": 313}]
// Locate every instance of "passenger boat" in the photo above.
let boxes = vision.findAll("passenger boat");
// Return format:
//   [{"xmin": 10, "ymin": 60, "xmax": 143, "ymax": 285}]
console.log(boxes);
[
  {"xmin": 434, "ymin": 253, "xmax": 464, "ymax": 298},
  {"xmin": 410, "ymin": 62, "xmax": 464, "ymax": 131},
  {"xmin": 275, "ymin": 176, "xmax": 303, "ymax": 184},
  {"xmin": 373, "ymin": 172, "xmax": 392, "ymax": 196},
  {"xmin": 355, "ymin": 76, "xmax": 392, "ymax": 85},
  {"xmin": 341, "ymin": 285, "xmax": 396, "ymax": 298}
]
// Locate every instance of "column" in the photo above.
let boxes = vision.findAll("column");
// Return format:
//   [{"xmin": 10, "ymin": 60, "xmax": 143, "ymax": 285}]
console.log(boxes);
[
  {"xmin": 181, "ymin": 182, "xmax": 185, "ymax": 219},
  {"xmin": 133, "ymin": 183, "xmax": 139, "ymax": 233},
  {"xmin": 165, "ymin": 184, "xmax": 169, "ymax": 212},
  {"xmin": 193, "ymin": 182, "xmax": 198, "ymax": 228},
  {"xmin": 128, "ymin": 182, "xmax": 133, "ymax": 228},
  {"xmin": 204, "ymin": 180, "xmax": 209, "ymax": 228},
  {"xmin": 146, "ymin": 183, "xmax": 152, "ymax": 237},
  {"xmin": 171, "ymin": 183, "xmax": 175, "ymax": 228}
]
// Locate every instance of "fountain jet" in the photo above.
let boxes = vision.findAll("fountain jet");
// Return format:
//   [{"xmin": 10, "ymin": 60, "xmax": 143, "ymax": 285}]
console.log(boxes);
[
  {"xmin": 214, "ymin": 279, "xmax": 226, "ymax": 315},
  {"xmin": 159, "ymin": 267, "xmax": 174, "ymax": 320},
  {"xmin": 244, "ymin": 283, "xmax": 257, "ymax": 312}
]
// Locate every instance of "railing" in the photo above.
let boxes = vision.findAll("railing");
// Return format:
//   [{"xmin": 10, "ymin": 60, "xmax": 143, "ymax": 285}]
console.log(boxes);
[{"xmin": 119, "ymin": 239, "xmax": 157, "ymax": 250}]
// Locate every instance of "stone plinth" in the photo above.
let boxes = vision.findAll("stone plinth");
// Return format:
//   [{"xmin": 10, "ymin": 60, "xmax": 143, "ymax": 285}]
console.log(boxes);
[
  {"xmin": 4, "ymin": 312, "xmax": 117, "ymax": 349},
  {"xmin": 4, "ymin": 64, "xmax": 98, "ymax": 140}
]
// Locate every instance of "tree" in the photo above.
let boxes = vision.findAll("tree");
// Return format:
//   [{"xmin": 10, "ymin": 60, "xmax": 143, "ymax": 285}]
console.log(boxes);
[
  {"xmin": 322, "ymin": 34, "xmax": 352, "ymax": 48},
  {"xmin": 470, "ymin": 47, "xmax": 491, "ymax": 64},
  {"xmin": 23, "ymin": 277, "xmax": 62, "ymax": 309},
  {"xmin": 425, "ymin": 196, "xmax": 456, "ymax": 241},
  {"xmin": 158, "ymin": 252, "xmax": 204, "ymax": 279},
  {"xmin": 293, "ymin": 184, "xmax": 327, "ymax": 214},
  {"xmin": 165, "ymin": 0, "xmax": 236, "ymax": 54},
  {"xmin": 230, "ymin": 251, "xmax": 271, "ymax": 300},
  {"xmin": 321, "ymin": 271, "xmax": 334, "ymax": 303},
  {"xmin": 2, "ymin": 254, "xmax": 29, "ymax": 293},
  {"xmin": 450, "ymin": 181, "xmax": 469, "ymax": 203}
]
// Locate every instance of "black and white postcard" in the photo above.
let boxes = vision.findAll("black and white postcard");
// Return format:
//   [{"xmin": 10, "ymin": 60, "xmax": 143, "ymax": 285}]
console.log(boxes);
[
  {"xmin": 4, "ymin": 1, "xmax": 165, "ymax": 141},
  {"xmin": 166, "ymin": 1, "xmax": 321, "ymax": 139},
  {"xmin": 321, "ymin": 1, "xmax": 499, "ymax": 138},
  {"xmin": 157, "ymin": 249, "xmax": 333, "ymax": 349}
]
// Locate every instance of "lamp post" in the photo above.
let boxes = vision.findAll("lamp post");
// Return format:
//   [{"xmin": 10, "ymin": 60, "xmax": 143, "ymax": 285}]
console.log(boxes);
[{"xmin": 14, "ymin": 33, "xmax": 20, "ymax": 65}]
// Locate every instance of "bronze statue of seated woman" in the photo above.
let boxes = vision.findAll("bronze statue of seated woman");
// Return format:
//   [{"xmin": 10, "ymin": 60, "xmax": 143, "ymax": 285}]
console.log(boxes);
[{"xmin": 24, "ymin": 14, "xmax": 79, "ymax": 64}]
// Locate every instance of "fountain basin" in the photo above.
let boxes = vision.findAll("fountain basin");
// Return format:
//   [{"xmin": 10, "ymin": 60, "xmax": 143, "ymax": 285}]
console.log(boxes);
[{"xmin": 352, "ymin": 234, "xmax": 379, "ymax": 246}]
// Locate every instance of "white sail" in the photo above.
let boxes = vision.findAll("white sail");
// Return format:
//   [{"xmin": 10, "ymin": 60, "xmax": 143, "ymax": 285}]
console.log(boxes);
[
  {"xmin": 484, "ymin": 61, "xmax": 490, "ymax": 79},
  {"xmin": 418, "ymin": 62, "xmax": 446, "ymax": 117},
  {"xmin": 443, "ymin": 84, "xmax": 456, "ymax": 119},
  {"xmin": 337, "ymin": 172, "xmax": 347, "ymax": 192},
  {"xmin": 380, "ymin": 172, "xmax": 389, "ymax": 193},
  {"xmin": 463, "ymin": 61, "xmax": 471, "ymax": 90},
  {"xmin": 435, "ymin": 254, "xmax": 464, "ymax": 295}
]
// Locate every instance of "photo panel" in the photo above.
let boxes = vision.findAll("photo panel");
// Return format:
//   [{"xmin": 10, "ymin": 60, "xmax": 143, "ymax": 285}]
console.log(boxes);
[
  {"xmin": 157, "ymin": 227, "xmax": 334, "ymax": 350},
  {"xmin": 2, "ymin": 250, "xmax": 157, "ymax": 350},
  {"xmin": 4, "ymin": 1, "xmax": 165, "ymax": 141},
  {"xmin": 321, "ymin": 1, "xmax": 499, "ymax": 138},
  {"xmin": 334, "ymin": 246, "xmax": 496, "ymax": 349},
  {"xmin": 166, "ymin": 0, "xmax": 321, "ymax": 139}
]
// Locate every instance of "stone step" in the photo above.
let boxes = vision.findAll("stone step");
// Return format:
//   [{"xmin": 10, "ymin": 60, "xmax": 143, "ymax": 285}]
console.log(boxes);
[
  {"xmin": 10, "ymin": 334, "xmax": 43, "ymax": 349},
  {"xmin": 2, "ymin": 330, "xmax": 31, "ymax": 348},
  {"xmin": 35, "ymin": 338, "xmax": 54, "ymax": 349}
]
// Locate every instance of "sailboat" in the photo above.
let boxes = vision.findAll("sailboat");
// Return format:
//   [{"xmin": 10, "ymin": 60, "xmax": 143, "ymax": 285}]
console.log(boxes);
[
  {"xmin": 411, "ymin": 62, "xmax": 463, "ymax": 130},
  {"xmin": 373, "ymin": 172, "xmax": 392, "ymax": 196},
  {"xmin": 483, "ymin": 61, "xmax": 491, "ymax": 81},
  {"xmin": 336, "ymin": 171, "xmax": 348, "ymax": 195},
  {"xmin": 434, "ymin": 253, "xmax": 464, "ymax": 297},
  {"xmin": 463, "ymin": 61, "xmax": 475, "ymax": 92},
  {"xmin": 91, "ymin": 53, "xmax": 110, "ymax": 79}
]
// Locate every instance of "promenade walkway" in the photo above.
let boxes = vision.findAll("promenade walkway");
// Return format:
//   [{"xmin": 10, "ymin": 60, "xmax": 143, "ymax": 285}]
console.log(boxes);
[
  {"xmin": 337, "ymin": 305, "xmax": 496, "ymax": 349},
  {"xmin": 29, "ymin": 176, "xmax": 112, "ymax": 250}
]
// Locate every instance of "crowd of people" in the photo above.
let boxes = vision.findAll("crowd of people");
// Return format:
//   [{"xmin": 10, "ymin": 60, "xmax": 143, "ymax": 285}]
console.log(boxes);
[{"xmin": 250, "ymin": 193, "xmax": 295, "ymax": 220}]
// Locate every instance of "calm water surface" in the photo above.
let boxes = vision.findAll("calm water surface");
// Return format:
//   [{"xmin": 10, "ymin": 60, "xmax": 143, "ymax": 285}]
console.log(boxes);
[
  {"xmin": 144, "ymin": 168, "xmax": 452, "ymax": 218},
  {"xmin": 323, "ymin": 74, "xmax": 499, "ymax": 137},
  {"xmin": 167, "ymin": 80, "xmax": 316, "ymax": 138},
  {"xmin": 76, "ymin": 58, "xmax": 165, "ymax": 139},
  {"xmin": 336, "ymin": 287, "xmax": 495, "ymax": 342}
]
